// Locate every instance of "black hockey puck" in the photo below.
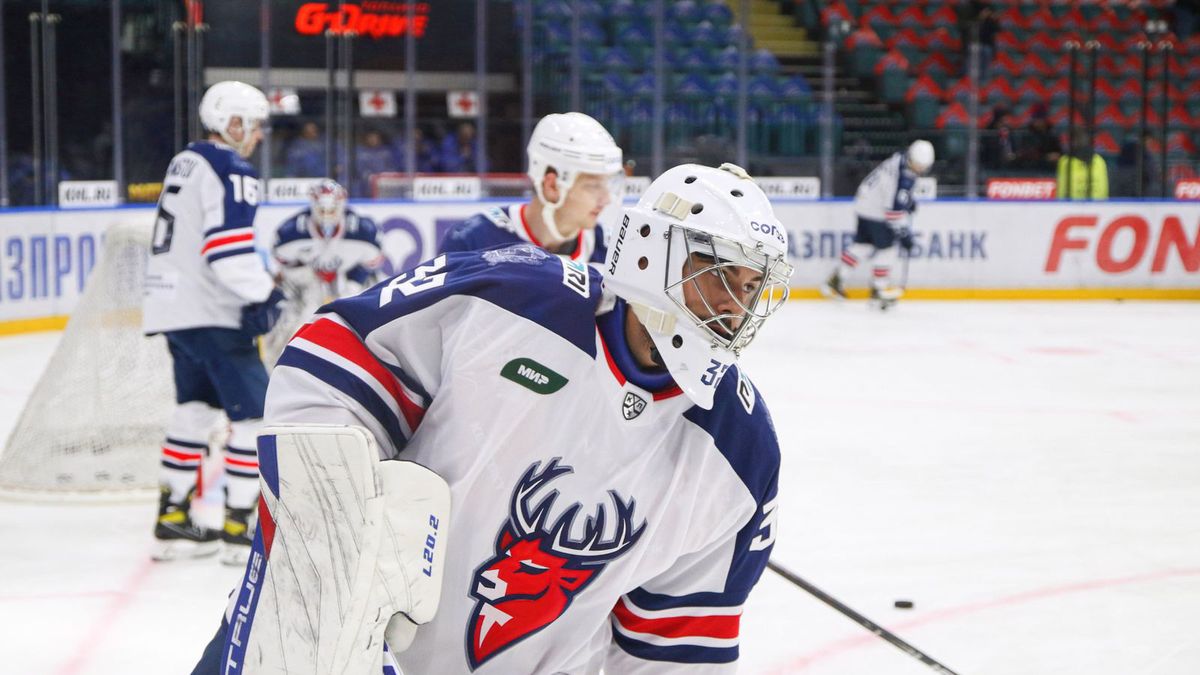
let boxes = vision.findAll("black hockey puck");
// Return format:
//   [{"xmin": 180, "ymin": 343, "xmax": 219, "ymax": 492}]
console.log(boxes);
[{"xmin": 894, "ymin": 599, "xmax": 914, "ymax": 609}]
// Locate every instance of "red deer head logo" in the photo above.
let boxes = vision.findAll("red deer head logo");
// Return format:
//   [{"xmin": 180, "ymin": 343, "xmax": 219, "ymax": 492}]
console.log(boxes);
[{"xmin": 465, "ymin": 458, "xmax": 645, "ymax": 669}]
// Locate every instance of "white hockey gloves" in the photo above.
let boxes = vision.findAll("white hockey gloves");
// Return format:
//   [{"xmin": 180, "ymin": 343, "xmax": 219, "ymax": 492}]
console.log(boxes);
[{"xmin": 223, "ymin": 424, "xmax": 450, "ymax": 675}]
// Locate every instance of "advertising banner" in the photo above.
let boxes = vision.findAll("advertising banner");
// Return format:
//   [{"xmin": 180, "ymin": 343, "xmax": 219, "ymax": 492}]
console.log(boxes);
[{"xmin": 1, "ymin": 199, "xmax": 1196, "ymax": 327}]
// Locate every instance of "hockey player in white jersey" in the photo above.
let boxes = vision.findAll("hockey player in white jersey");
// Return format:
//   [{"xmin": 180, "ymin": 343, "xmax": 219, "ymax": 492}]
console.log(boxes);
[
  {"xmin": 142, "ymin": 81, "xmax": 284, "ymax": 565},
  {"xmin": 191, "ymin": 163, "xmax": 792, "ymax": 674},
  {"xmin": 438, "ymin": 112, "xmax": 623, "ymax": 263},
  {"xmin": 821, "ymin": 139, "xmax": 934, "ymax": 309},
  {"xmin": 264, "ymin": 179, "xmax": 384, "ymax": 362},
  {"xmin": 273, "ymin": 178, "xmax": 384, "ymax": 299}
]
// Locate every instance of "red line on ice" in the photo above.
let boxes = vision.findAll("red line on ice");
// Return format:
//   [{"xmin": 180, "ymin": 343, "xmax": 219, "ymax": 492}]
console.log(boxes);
[{"xmin": 768, "ymin": 567, "xmax": 1200, "ymax": 673}]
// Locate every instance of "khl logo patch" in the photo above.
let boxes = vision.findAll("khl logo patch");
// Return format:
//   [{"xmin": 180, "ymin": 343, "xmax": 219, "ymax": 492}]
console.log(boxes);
[
  {"xmin": 465, "ymin": 458, "xmax": 646, "ymax": 670},
  {"xmin": 621, "ymin": 391, "xmax": 647, "ymax": 420}
]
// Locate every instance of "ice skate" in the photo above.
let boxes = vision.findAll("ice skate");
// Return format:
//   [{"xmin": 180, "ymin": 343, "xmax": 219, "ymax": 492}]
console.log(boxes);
[
  {"xmin": 220, "ymin": 503, "xmax": 256, "ymax": 566},
  {"xmin": 869, "ymin": 285, "xmax": 903, "ymax": 311},
  {"xmin": 153, "ymin": 487, "xmax": 219, "ymax": 561},
  {"xmin": 819, "ymin": 271, "xmax": 847, "ymax": 300}
]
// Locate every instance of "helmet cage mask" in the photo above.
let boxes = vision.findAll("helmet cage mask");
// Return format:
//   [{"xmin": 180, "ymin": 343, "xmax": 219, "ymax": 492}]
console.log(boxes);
[
  {"xmin": 665, "ymin": 225, "xmax": 792, "ymax": 355},
  {"xmin": 603, "ymin": 163, "xmax": 793, "ymax": 408},
  {"xmin": 308, "ymin": 180, "xmax": 348, "ymax": 239}
]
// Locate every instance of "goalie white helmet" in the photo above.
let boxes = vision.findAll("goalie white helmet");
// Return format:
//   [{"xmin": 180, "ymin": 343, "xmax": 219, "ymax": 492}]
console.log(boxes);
[
  {"xmin": 308, "ymin": 179, "xmax": 348, "ymax": 239},
  {"xmin": 906, "ymin": 139, "xmax": 935, "ymax": 175},
  {"xmin": 199, "ymin": 80, "xmax": 270, "ymax": 158},
  {"xmin": 603, "ymin": 163, "xmax": 794, "ymax": 409},
  {"xmin": 526, "ymin": 112, "xmax": 624, "ymax": 240}
]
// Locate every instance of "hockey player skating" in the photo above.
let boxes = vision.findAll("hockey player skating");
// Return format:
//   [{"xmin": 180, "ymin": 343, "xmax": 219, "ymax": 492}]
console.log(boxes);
[
  {"xmin": 821, "ymin": 139, "xmax": 934, "ymax": 310},
  {"xmin": 264, "ymin": 179, "xmax": 384, "ymax": 362},
  {"xmin": 142, "ymin": 81, "xmax": 284, "ymax": 565},
  {"xmin": 192, "ymin": 163, "xmax": 793, "ymax": 674},
  {"xmin": 438, "ymin": 112, "xmax": 623, "ymax": 262}
]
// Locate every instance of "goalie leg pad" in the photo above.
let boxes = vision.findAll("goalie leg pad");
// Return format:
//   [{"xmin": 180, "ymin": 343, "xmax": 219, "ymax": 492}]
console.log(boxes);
[{"xmin": 222, "ymin": 424, "xmax": 451, "ymax": 675}]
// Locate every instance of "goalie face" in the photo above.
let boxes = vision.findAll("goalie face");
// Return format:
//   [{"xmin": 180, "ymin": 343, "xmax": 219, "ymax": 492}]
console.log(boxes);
[
  {"xmin": 671, "ymin": 229, "xmax": 791, "ymax": 354},
  {"xmin": 308, "ymin": 179, "xmax": 348, "ymax": 239},
  {"xmin": 604, "ymin": 163, "xmax": 793, "ymax": 408}
]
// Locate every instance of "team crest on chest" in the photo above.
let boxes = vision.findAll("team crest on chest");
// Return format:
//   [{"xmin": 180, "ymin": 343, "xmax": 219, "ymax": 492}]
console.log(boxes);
[
  {"xmin": 621, "ymin": 391, "xmax": 647, "ymax": 420},
  {"xmin": 465, "ymin": 458, "xmax": 646, "ymax": 670}
]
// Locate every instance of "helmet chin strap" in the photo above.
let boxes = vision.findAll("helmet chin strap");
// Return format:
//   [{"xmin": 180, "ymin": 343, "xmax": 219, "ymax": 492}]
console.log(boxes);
[
  {"xmin": 540, "ymin": 201, "xmax": 575, "ymax": 243},
  {"xmin": 633, "ymin": 302, "xmax": 679, "ymax": 369},
  {"xmin": 629, "ymin": 302, "xmax": 673, "ymax": 369},
  {"xmin": 219, "ymin": 123, "xmax": 258, "ymax": 158}
]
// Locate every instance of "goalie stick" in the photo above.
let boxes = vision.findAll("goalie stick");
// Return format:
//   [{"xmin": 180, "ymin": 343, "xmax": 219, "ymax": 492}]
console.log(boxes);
[{"xmin": 767, "ymin": 560, "xmax": 962, "ymax": 675}]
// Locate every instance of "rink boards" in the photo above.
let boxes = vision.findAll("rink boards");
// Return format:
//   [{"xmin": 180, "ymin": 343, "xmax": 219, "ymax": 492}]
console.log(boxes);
[{"xmin": 0, "ymin": 199, "xmax": 1197, "ymax": 331}]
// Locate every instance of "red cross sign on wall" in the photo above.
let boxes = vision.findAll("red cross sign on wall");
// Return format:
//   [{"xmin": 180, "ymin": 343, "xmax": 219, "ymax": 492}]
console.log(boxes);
[
  {"xmin": 447, "ymin": 90, "xmax": 480, "ymax": 119},
  {"xmin": 358, "ymin": 89, "xmax": 397, "ymax": 117}
]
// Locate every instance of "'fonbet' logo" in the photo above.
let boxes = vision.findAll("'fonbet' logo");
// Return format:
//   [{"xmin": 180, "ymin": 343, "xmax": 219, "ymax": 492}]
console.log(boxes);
[{"xmin": 501, "ymin": 358, "xmax": 568, "ymax": 395}]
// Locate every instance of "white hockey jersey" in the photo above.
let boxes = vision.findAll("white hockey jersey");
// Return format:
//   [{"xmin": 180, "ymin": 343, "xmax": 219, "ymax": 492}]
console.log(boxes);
[
  {"xmin": 853, "ymin": 151, "xmax": 918, "ymax": 226},
  {"xmin": 245, "ymin": 245, "xmax": 781, "ymax": 673},
  {"xmin": 272, "ymin": 208, "xmax": 384, "ymax": 298},
  {"xmin": 143, "ymin": 141, "xmax": 274, "ymax": 333}
]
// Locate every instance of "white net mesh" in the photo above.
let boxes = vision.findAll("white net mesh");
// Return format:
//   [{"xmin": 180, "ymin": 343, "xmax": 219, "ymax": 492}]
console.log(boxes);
[{"xmin": 0, "ymin": 220, "xmax": 172, "ymax": 495}]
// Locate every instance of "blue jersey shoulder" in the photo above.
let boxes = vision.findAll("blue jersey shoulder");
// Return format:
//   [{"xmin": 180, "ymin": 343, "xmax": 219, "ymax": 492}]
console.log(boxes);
[
  {"xmin": 188, "ymin": 141, "xmax": 258, "ymax": 232},
  {"xmin": 440, "ymin": 210, "xmax": 519, "ymax": 254},
  {"xmin": 327, "ymin": 244, "xmax": 603, "ymax": 356},
  {"xmin": 683, "ymin": 365, "xmax": 780, "ymax": 503},
  {"xmin": 276, "ymin": 212, "xmax": 308, "ymax": 245},
  {"xmin": 187, "ymin": 141, "xmax": 258, "ymax": 180},
  {"xmin": 344, "ymin": 211, "xmax": 380, "ymax": 245}
]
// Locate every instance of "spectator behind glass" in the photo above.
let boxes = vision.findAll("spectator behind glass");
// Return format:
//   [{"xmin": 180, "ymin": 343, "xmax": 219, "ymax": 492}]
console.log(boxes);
[
  {"xmin": 1057, "ymin": 128, "xmax": 1108, "ymax": 200},
  {"xmin": 982, "ymin": 105, "xmax": 1017, "ymax": 170},
  {"xmin": 1018, "ymin": 103, "xmax": 1063, "ymax": 172},
  {"xmin": 440, "ymin": 121, "xmax": 479, "ymax": 173},
  {"xmin": 1117, "ymin": 132, "xmax": 1162, "ymax": 197},
  {"xmin": 1176, "ymin": 0, "xmax": 1200, "ymax": 40},
  {"xmin": 285, "ymin": 122, "xmax": 325, "ymax": 178},
  {"xmin": 959, "ymin": 0, "xmax": 998, "ymax": 76},
  {"xmin": 391, "ymin": 126, "xmax": 440, "ymax": 173},
  {"xmin": 353, "ymin": 129, "xmax": 398, "ymax": 197}
]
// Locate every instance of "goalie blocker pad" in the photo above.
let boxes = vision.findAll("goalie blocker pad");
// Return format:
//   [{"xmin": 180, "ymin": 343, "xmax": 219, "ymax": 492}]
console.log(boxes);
[{"xmin": 221, "ymin": 424, "xmax": 451, "ymax": 675}]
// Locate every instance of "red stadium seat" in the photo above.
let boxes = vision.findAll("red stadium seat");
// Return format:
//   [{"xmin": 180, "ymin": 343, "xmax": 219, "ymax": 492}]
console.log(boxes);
[
  {"xmin": 821, "ymin": 2, "xmax": 852, "ymax": 28},
  {"xmin": 905, "ymin": 74, "xmax": 944, "ymax": 102},
  {"xmin": 874, "ymin": 49, "xmax": 910, "ymax": 76},
  {"xmin": 1092, "ymin": 130, "xmax": 1120, "ymax": 155},
  {"xmin": 990, "ymin": 52, "xmax": 1023, "ymax": 78},
  {"xmin": 845, "ymin": 26, "xmax": 884, "ymax": 50},
  {"xmin": 935, "ymin": 101, "xmax": 970, "ymax": 128},
  {"xmin": 925, "ymin": 27, "xmax": 960, "ymax": 53}
]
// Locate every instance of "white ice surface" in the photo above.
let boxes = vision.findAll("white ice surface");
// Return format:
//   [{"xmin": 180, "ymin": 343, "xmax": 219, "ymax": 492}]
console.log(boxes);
[{"xmin": 1, "ymin": 301, "xmax": 1198, "ymax": 674}]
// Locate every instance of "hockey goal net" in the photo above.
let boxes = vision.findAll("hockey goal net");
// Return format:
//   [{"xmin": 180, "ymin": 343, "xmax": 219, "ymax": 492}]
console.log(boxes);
[{"xmin": 0, "ymin": 220, "xmax": 173, "ymax": 496}]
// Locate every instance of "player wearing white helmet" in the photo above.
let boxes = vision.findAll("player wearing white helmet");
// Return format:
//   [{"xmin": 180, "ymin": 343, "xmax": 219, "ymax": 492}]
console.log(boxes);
[
  {"xmin": 273, "ymin": 179, "xmax": 383, "ymax": 298},
  {"xmin": 821, "ymin": 139, "xmax": 934, "ymax": 309},
  {"xmin": 265, "ymin": 179, "xmax": 384, "ymax": 364},
  {"xmin": 143, "ymin": 80, "xmax": 283, "ymax": 565},
  {"xmin": 192, "ymin": 164, "xmax": 792, "ymax": 674},
  {"xmin": 439, "ymin": 111, "xmax": 624, "ymax": 263}
]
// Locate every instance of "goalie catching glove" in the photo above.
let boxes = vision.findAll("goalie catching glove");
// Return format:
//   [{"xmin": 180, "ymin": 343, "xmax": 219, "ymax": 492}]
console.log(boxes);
[{"xmin": 221, "ymin": 425, "xmax": 451, "ymax": 675}]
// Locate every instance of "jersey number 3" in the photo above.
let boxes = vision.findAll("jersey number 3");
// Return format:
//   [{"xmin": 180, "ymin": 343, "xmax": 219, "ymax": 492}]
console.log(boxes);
[
  {"xmin": 749, "ymin": 497, "xmax": 778, "ymax": 552},
  {"xmin": 151, "ymin": 185, "xmax": 182, "ymax": 255}
]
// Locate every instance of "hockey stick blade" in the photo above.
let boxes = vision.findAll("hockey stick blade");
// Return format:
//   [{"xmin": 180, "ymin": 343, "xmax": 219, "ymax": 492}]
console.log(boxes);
[{"xmin": 767, "ymin": 560, "xmax": 961, "ymax": 675}]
